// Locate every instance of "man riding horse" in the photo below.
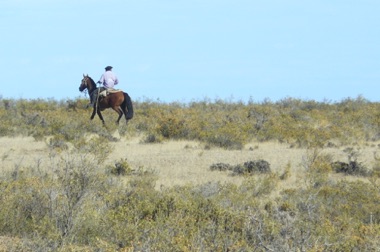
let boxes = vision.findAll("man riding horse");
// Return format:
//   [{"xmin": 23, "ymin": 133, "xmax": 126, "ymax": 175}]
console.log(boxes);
[
  {"xmin": 79, "ymin": 68, "xmax": 133, "ymax": 125},
  {"xmin": 89, "ymin": 66, "xmax": 119, "ymax": 107}
]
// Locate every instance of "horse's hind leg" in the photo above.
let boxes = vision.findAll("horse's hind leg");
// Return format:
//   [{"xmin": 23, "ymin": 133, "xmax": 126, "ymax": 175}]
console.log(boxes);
[{"xmin": 112, "ymin": 107, "xmax": 123, "ymax": 124}]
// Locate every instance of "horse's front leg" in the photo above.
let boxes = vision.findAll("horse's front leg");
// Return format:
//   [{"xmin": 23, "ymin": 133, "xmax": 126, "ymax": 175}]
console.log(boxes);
[
  {"xmin": 90, "ymin": 107, "xmax": 97, "ymax": 120},
  {"xmin": 96, "ymin": 109, "xmax": 105, "ymax": 124}
]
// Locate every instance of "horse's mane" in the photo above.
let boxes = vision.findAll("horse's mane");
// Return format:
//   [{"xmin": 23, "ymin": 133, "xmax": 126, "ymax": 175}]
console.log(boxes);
[
  {"xmin": 84, "ymin": 75, "xmax": 97, "ymax": 92},
  {"xmin": 87, "ymin": 76, "xmax": 96, "ymax": 86}
]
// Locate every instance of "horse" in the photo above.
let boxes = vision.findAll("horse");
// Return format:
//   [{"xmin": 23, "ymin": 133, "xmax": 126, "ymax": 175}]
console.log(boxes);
[{"xmin": 79, "ymin": 74, "xmax": 133, "ymax": 124}]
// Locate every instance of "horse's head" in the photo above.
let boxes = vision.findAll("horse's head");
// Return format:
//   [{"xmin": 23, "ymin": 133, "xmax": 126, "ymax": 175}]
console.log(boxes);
[{"xmin": 79, "ymin": 74, "xmax": 95, "ymax": 92}]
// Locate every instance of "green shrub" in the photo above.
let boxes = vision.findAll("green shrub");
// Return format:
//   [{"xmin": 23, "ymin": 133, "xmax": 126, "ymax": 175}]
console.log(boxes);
[
  {"xmin": 232, "ymin": 159, "xmax": 271, "ymax": 175},
  {"xmin": 108, "ymin": 158, "xmax": 133, "ymax": 176},
  {"xmin": 210, "ymin": 162, "xmax": 232, "ymax": 171},
  {"xmin": 73, "ymin": 135, "xmax": 114, "ymax": 164},
  {"xmin": 142, "ymin": 132, "xmax": 163, "ymax": 143},
  {"xmin": 47, "ymin": 135, "xmax": 68, "ymax": 151},
  {"xmin": 332, "ymin": 161, "xmax": 371, "ymax": 177},
  {"xmin": 239, "ymin": 174, "xmax": 279, "ymax": 197}
]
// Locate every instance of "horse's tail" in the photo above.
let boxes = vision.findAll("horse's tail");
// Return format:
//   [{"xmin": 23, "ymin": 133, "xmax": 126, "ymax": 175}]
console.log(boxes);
[{"xmin": 122, "ymin": 92, "xmax": 134, "ymax": 120}]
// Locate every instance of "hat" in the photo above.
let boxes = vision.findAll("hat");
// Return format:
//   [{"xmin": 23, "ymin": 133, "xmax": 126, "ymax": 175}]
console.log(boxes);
[{"xmin": 105, "ymin": 66, "xmax": 113, "ymax": 71}]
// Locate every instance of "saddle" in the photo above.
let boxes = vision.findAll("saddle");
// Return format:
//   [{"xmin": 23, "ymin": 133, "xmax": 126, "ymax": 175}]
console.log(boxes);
[{"xmin": 99, "ymin": 88, "xmax": 122, "ymax": 98}]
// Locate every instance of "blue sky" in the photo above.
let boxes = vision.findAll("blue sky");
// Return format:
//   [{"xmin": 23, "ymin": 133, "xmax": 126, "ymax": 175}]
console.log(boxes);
[{"xmin": 1, "ymin": 0, "xmax": 379, "ymax": 103}]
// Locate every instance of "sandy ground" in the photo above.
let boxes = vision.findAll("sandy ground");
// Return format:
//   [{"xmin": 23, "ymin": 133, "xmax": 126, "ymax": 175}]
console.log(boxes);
[{"xmin": 1, "ymin": 136, "xmax": 378, "ymax": 190}]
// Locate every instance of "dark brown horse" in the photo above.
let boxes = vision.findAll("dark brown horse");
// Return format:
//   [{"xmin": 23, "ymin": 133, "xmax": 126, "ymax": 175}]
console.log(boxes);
[{"xmin": 79, "ymin": 74, "xmax": 133, "ymax": 124}]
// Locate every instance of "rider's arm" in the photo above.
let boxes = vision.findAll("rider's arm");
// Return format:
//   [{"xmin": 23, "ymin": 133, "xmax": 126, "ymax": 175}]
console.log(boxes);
[{"xmin": 97, "ymin": 74, "xmax": 104, "ymax": 84}]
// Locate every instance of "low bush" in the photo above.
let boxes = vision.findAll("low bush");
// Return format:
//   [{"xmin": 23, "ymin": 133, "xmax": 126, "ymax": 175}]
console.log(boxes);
[
  {"xmin": 107, "ymin": 158, "xmax": 133, "ymax": 176},
  {"xmin": 210, "ymin": 160, "xmax": 271, "ymax": 175},
  {"xmin": 209, "ymin": 162, "xmax": 232, "ymax": 171},
  {"xmin": 332, "ymin": 161, "xmax": 372, "ymax": 177},
  {"xmin": 232, "ymin": 160, "xmax": 271, "ymax": 175}
]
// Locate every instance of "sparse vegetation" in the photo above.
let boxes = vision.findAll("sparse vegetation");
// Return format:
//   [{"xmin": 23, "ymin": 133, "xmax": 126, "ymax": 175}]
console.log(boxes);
[
  {"xmin": 3, "ymin": 95, "xmax": 380, "ymax": 149},
  {"xmin": 0, "ymin": 95, "xmax": 380, "ymax": 250}
]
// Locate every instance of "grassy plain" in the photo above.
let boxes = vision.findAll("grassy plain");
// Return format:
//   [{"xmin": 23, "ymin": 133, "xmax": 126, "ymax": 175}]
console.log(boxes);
[
  {"xmin": 2, "ymin": 135, "xmax": 377, "ymax": 190},
  {"xmin": 1, "ymin": 96, "xmax": 380, "ymax": 251}
]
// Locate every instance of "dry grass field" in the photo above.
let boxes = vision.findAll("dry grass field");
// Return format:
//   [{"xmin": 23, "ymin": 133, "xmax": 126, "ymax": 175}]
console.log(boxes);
[
  {"xmin": 1, "ymin": 97, "xmax": 380, "ymax": 250},
  {"xmin": 1, "ymin": 135, "xmax": 377, "ymax": 190}
]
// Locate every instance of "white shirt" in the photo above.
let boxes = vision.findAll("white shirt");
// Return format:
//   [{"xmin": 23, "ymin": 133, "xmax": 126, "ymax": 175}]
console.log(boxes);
[{"xmin": 98, "ymin": 71, "xmax": 119, "ymax": 88}]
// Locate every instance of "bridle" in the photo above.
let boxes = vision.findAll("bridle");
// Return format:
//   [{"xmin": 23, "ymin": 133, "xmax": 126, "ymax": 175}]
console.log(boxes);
[
  {"xmin": 80, "ymin": 75, "xmax": 101, "ymax": 109},
  {"xmin": 81, "ymin": 76, "xmax": 89, "ymax": 90},
  {"xmin": 80, "ymin": 75, "xmax": 94, "ymax": 96}
]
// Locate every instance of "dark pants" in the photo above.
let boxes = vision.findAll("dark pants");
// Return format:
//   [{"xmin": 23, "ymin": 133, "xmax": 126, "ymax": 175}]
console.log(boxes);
[{"xmin": 90, "ymin": 87, "xmax": 105, "ymax": 106}]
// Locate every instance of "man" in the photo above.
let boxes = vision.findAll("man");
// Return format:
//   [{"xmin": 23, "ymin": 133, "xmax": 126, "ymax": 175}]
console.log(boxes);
[
  {"xmin": 97, "ymin": 66, "xmax": 119, "ymax": 88},
  {"xmin": 90, "ymin": 66, "xmax": 119, "ymax": 107}
]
